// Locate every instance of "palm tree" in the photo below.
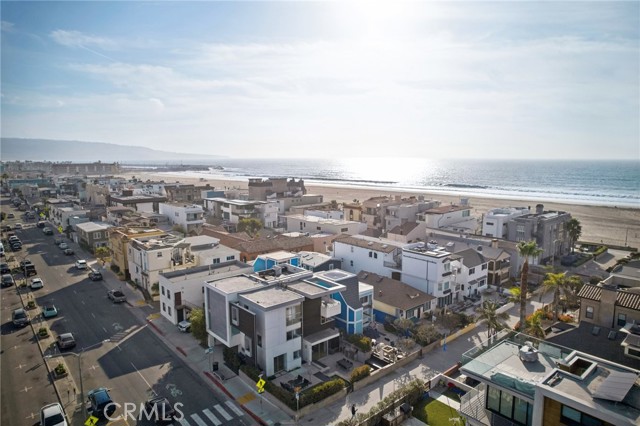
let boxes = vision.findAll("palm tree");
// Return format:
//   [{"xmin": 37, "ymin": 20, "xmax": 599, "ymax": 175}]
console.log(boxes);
[
  {"xmin": 476, "ymin": 300, "xmax": 510, "ymax": 339},
  {"xmin": 522, "ymin": 311, "xmax": 546, "ymax": 339},
  {"xmin": 542, "ymin": 272, "xmax": 574, "ymax": 321},
  {"xmin": 566, "ymin": 218, "xmax": 582, "ymax": 253},
  {"xmin": 517, "ymin": 240, "xmax": 544, "ymax": 331}
]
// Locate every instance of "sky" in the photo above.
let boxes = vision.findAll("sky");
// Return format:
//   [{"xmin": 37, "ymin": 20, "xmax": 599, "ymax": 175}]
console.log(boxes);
[{"xmin": 1, "ymin": 1, "xmax": 639, "ymax": 160}]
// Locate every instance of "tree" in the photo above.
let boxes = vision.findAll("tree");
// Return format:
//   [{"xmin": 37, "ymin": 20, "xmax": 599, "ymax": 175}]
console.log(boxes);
[
  {"xmin": 566, "ymin": 218, "xmax": 582, "ymax": 253},
  {"xmin": 541, "ymin": 272, "xmax": 574, "ymax": 321},
  {"xmin": 516, "ymin": 240, "xmax": 544, "ymax": 331},
  {"xmin": 413, "ymin": 324, "xmax": 440, "ymax": 345},
  {"xmin": 476, "ymin": 300, "xmax": 510, "ymax": 339},
  {"xmin": 189, "ymin": 308, "xmax": 208, "ymax": 345},
  {"xmin": 522, "ymin": 311, "xmax": 546, "ymax": 339},
  {"xmin": 95, "ymin": 246, "xmax": 110, "ymax": 262},
  {"xmin": 237, "ymin": 218, "xmax": 262, "ymax": 237}
]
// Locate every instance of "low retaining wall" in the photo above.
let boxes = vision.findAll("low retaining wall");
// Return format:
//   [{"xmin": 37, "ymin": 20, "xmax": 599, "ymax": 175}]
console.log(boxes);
[
  {"xmin": 441, "ymin": 323, "xmax": 476, "ymax": 346},
  {"xmin": 353, "ymin": 349, "xmax": 421, "ymax": 392}
]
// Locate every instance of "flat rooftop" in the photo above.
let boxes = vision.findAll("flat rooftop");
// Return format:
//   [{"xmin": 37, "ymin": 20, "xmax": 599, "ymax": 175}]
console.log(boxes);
[
  {"xmin": 288, "ymin": 279, "xmax": 346, "ymax": 298},
  {"xmin": 240, "ymin": 287, "xmax": 304, "ymax": 309},
  {"xmin": 163, "ymin": 262, "xmax": 250, "ymax": 283},
  {"xmin": 209, "ymin": 275, "xmax": 263, "ymax": 294}
]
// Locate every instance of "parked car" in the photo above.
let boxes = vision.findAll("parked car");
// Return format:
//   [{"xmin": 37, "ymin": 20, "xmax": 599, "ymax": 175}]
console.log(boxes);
[
  {"xmin": 40, "ymin": 402, "xmax": 68, "ymax": 426},
  {"xmin": 14, "ymin": 223, "xmax": 23, "ymax": 230},
  {"xmin": 56, "ymin": 333, "xmax": 76, "ymax": 349},
  {"xmin": 87, "ymin": 387, "xmax": 116, "ymax": 418},
  {"xmin": 75, "ymin": 259, "xmax": 88, "ymax": 270},
  {"xmin": 1, "ymin": 273, "xmax": 15, "ymax": 287},
  {"xmin": 63, "ymin": 248, "xmax": 74, "ymax": 256},
  {"xmin": 54, "ymin": 237, "xmax": 64, "ymax": 246},
  {"xmin": 107, "ymin": 289, "xmax": 126, "ymax": 303},
  {"xmin": 0, "ymin": 263, "xmax": 10, "ymax": 274},
  {"xmin": 0, "ymin": 225, "xmax": 11, "ymax": 232},
  {"xmin": 58, "ymin": 242, "xmax": 69, "ymax": 250},
  {"xmin": 142, "ymin": 396, "xmax": 176, "ymax": 424},
  {"xmin": 30, "ymin": 277, "xmax": 44, "ymax": 290},
  {"xmin": 23, "ymin": 262, "xmax": 37, "ymax": 276},
  {"xmin": 37, "ymin": 221, "xmax": 46, "ymax": 228},
  {"xmin": 177, "ymin": 320, "xmax": 191, "ymax": 332},
  {"xmin": 42, "ymin": 305, "xmax": 58, "ymax": 318},
  {"xmin": 12, "ymin": 308, "xmax": 30, "ymax": 327},
  {"xmin": 43, "ymin": 227, "xmax": 54, "ymax": 235},
  {"xmin": 10, "ymin": 242, "xmax": 22, "ymax": 251},
  {"xmin": 88, "ymin": 270, "xmax": 103, "ymax": 281}
]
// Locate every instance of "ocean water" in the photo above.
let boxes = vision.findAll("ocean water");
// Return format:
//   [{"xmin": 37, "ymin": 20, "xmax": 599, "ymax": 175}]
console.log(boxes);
[{"xmin": 141, "ymin": 158, "xmax": 640, "ymax": 208}]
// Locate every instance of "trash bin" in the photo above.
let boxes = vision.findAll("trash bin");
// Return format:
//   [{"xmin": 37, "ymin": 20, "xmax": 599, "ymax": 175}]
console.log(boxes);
[{"xmin": 213, "ymin": 362, "xmax": 219, "ymax": 371}]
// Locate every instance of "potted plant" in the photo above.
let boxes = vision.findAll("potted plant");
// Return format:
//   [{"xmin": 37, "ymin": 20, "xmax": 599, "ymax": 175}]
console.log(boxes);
[
  {"xmin": 54, "ymin": 363, "xmax": 67, "ymax": 378},
  {"xmin": 38, "ymin": 327, "xmax": 49, "ymax": 337}
]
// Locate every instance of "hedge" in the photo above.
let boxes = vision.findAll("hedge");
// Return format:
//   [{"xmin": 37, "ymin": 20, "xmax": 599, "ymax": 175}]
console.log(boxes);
[
  {"xmin": 350, "ymin": 365, "xmax": 371, "ymax": 383},
  {"xmin": 345, "ymin": 334, "xmax": 372, "ymax": 352}
]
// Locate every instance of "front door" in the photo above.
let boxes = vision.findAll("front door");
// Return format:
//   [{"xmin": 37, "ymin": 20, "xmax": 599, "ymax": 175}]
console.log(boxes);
[{"xmin": 177, "ymin": 308, "xmax": 184, "ymax": 322}]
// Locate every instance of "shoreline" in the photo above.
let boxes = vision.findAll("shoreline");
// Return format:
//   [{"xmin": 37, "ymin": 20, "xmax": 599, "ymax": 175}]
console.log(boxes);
[{"xmin": 119, "ymin": 172, "xmax": 640, "ymax": 249}]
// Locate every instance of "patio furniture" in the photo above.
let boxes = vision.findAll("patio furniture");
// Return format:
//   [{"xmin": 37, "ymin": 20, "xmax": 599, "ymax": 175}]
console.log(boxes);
[{"xmin": 337, "ymin": 358, "xmax": 353, "ymax": 369}]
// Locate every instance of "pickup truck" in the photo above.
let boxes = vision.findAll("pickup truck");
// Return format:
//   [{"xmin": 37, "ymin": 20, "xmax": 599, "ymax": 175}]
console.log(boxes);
[{"xmin": 107, "ymin": 289, "xmax": 126, "ymax": 303}]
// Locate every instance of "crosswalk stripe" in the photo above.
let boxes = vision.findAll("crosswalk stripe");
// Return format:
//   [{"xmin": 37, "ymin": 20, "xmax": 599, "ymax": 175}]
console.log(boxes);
[
  {"xmin": 214, "ymin": 404, "xmax": 233, "ymax": 421},
  {"xmin": 225, "ymin": 400, "xmax": 244, "ymax": 416},
  {"xmin": 190, "ymin": 413, "xmax": 208, "ymax": 426},
  {"xmin": 202, "ymin": 408, "xmax": 222, "ymax": 426},
  {"xmin": 177, "ymin": 417, "xmax": 191, "ymax": 426}
]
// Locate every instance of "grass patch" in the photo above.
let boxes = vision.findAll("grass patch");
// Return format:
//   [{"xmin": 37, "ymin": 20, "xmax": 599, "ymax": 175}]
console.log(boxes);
[{"xmin": 414, "ymin": 397, "xmax": 465, "ymax": 426}]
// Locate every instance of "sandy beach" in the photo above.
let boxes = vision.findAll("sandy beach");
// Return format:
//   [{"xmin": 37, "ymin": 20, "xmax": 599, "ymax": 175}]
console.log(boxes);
[{"xmin": 120, "ymin": 172, "xmax": 640, "ymax": 250}]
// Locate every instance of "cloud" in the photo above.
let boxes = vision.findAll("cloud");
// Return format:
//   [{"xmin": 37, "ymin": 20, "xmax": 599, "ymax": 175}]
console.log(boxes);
[
  {"xmin": 1, "ymin": 21, "xmax": 15, "ymax": 33},
  {"xmin": 50, "ymin": 29, "xmax": 117, "ymax": 50}
]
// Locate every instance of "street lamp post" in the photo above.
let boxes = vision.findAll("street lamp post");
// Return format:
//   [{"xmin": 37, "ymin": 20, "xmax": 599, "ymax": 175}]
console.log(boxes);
[{"xmin": 45, "ymin": 339, "xmax": 110, "ymax": 419}]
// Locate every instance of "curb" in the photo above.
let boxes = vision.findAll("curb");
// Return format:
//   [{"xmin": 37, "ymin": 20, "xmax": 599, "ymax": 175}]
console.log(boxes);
[
  {"xmin": 147, "ymin": 320, "xmax": 165, "ymax": 336},
  {"xmin": 204, "ymin": 372, "xmax": 267, "ymax": 426}
]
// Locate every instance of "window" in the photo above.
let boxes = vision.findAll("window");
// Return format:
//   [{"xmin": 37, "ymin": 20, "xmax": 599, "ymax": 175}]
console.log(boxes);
[
  {"xmin": 487, "ymin": 387, "xmax": 500, "ymax": 411},
  {"xmin": 286, "ymin": 305, "xmax": 302, "ymax": 326},
  {"xmin": 499, "ymin": 392, "xmax": 513, "ymax": 418},
  {"xmin": 168, "ymin": 306, "xmax": 172, "ymax": 316},
  {"xmin": 257, "ymin": 334, "xmax": 262, "ymax": 348},
  {"xmin": 231, "ymin": 306, "xmax": 239, "ymax": 326},
  {"xmin": 444, "ymin": 281, "xmax": 450, "ymax": 290},
  {"xmin": 560, "ymin": 405, "xmax": 603, "ymax": 426},
  {"xmin": 369, "ymin": 252, "xmax": 373, "ymax": 258},
  {"xmin": 350, "ymin": 260, "xmax": 354, "ymax": 267},
  {"xmin": 161, "ymin": 286, "xmax": 165, "ymax": 296},
  {"xmin": 586, "ymin": 306, "xmax": 594, "ymax": 319},
  {"xmin": 618, "ymin": 313, "xmax": 627, "ymax": 327},
  {"xmin": 469, "ymin": 267, "xmax": 476, "ymax": 275},
  {"xmin": 293, "ymin": 350, "xmax": 301, "ymax": 359},
  {"xmin": 341, "ymin": 228, "xmax": 348, "ymax": 232},
  {"xmin": 213, "ymin": 258, "xmax": 220, "ymax": 264},
  {"xmin": 438, "ymin": 282, "xmax": 443, "ymax": 291},
  {"xmin": 486, "ymin": 386, "xmax": 533, "ymax": 426},
  {"xmin": 162, "ymin": 303, "xmax": 166, "ymax": 312},
  {"xmin": 286, "ymin": 328, "xmax": 301, "ymax": 340},
  {"xmin": 94, "ymin": 232, "xmax": 102, "ymax": 239},
  {"xmin": 516, "ymin": 225, "xmax": 526, "ymax": 242},
  {"xmin": 462, "ymin": 210, "xmax": 470, "ymax": 217},
  {"xmin": 486, "ymin": 221, "xmax": 494, "ymax": 226},
  {"xmin": 482, "ymin": 264, "xmax": 487, "ymax": 270},
  {"xmin": 374, "ymin": 253, "xmax": 378, "ymax": 259},
  {"xmin": 226, "ymin": 255, "xmax": 235, "ymax": 261},
  {"xmin": 166, "ymin": 291, "xmax": 171, "ymax": 300},
  {"xmin": 351, "ymin": 246, "xmax": 354, "ymax": 252},
  {"xmin": 157, "ymin": 252, "xmax": 163, "ymax": 257}
]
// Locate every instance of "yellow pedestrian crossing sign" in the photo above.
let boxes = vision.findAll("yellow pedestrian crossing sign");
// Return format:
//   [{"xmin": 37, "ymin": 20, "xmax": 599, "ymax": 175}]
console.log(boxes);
[
  {"xmin": 256, "ymin": 377, "xmax": 266, "ymax": 394},
  {"xmin": 58, "ymin": 226, "xmax": 63, "ymax": 233},
  {"xmin": 84, "ymin": 415, "xmax": 99, "ymax": 426}
]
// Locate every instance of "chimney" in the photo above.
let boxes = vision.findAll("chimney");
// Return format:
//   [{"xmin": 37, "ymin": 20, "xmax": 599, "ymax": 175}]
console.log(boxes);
[
  {"xmin": 491, "ymin": 239, "xmax": 498, "ymax": 249},
  {"xmin": 536, "ymin": 204, "xmax": 544, "ymax": 214},
  {"xmin": 600, "ymin": 284, "xmax": 617, "ymax": 328}
]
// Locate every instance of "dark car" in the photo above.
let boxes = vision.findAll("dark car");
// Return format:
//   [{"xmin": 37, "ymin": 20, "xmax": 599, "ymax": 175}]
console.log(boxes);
[
  {"xmin": 88, "ymin": 270, "xmax": 103, "ymax": 281},
  {"xmin": 141, "ymin": 396, "xmax": 176, "ymax": 424},
  {"xmin": 0, "ymin": 263, "xmax": 10, "ymax": 274},
  {"xmin": 12, "ymin": 308, "xmax": 30, "ymax": 327},
  {"xmin": 63, "ymin": 248, "xmax": 74, "ymax": 256},
  {"xmin": 87, "ymin": 388, "xmax": 116, "ymax": 418},
  {"xmin": 21, "ymin": 260, "xmax": 37, "ymax": 276},
  {"xmin": 43, "ymin": 227, "xmax": 54, "ymax": 235},
  {"xmin": 1, "ymin": 273, "xmax": 15, "ymax": 287},
  {"xmin": 11, "ymin": 242, "xmax": 22, "ymax": 251}
]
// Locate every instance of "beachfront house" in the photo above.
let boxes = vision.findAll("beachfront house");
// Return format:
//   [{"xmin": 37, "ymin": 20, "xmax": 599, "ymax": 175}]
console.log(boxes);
[
  {"xmin": 482, "ymin": 206, "xmax": 531, "ymax": 238},
  {"xmin": 386, "ymin": 221, "xmax": 427, "ymax": 244},
  {"xmin": 204, "ymin": 198, "xmax": 279, "ymax": 230},
  {"xmin": 417, "ymin": 200, "xmax": 476, "ymax": 233},
  {"xmin": 158, "ymin": 202, "xmax": 205, "ymax": 235},
  {"xmin": 284, "ymin": 214, "xmax": 367, "ymax": 235}
]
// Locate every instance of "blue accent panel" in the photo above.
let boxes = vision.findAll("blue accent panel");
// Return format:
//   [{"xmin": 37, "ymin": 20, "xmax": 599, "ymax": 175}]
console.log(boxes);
[
  {"xmin": 374, "ymin": 309, "xmax": 395, "ymax": 323},
  {"xmin": 290, "ymin": 258, "xmax": 299, "ymax": 266},
  {"xmin": 253, "ymin": 258, "xmax": 266, "ymax": 272},
  {"xmin": 355, "ymin": 310, "xmax": 362, "ymax": 320},
  {"xmin": 266, "ymin": 259, "xmax": 276, "ymax": 269},
  {"xmin": 355, "ymin": 322, "xmax": 363, "ymax": 334},
  {"xmin": 348, "ymin": 309, "xmax": 354, "ymax": 321}
]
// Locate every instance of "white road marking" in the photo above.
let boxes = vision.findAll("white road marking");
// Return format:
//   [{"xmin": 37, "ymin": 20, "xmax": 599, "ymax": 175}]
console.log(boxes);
[
  {"xmin": 15, "ymin": 364, "xmax": 25, "ymax": 370},
  {"xmin": 214, "ymin": 404, "xmax": 232, "ymax": 421},
  {"xmin": 91, "ymin": 313, "xmax": 96, "ymax": 318},
  {"xmin": 130, "ymin": 362, "xmax": 153, "ymax": 390},
  {"xmin": 190, "ymin": 413, "xmax": 207, "ymax": 426},
  {"xmin": 81, "ymin": 300, "xmax": 85, "ymax": 305},
  {"xmin": 102, "ymin": 327, "xmax": 107, "ymax": 333},
  {"xmin": 21, "ymin": 386, "xmax": 32, "ymax": 393},
  {"xmin": 176, "ymin": 417, "xmax": 191, "ymax": 426},
  {"xmin": 225, "ymin": 401, "xmax": 244, "ymax": 416},
  {"xmin": 202, "ymin": 409, "xmax": 221, "ymax": 425}
]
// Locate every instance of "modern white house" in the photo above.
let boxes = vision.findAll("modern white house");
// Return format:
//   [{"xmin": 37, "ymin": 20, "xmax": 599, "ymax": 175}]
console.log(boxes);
[
  {"xmin": 127, "ymin": 233, "xmax": 189, "ymax": 293},
  {"xmin": 332, "ymin": 235, "xmax": 403, "ymax": 279},
  {"xmin": 418, "ymin": 202, "xmax": 475, "ymax": 232},
  {"xmin": 482, "ymin": 207, "xmax": 530, "ymax": 238},
  {"xmin": 159, "ymin": 202, "xmax": 205, "ymax": 235},
  {"xmin": 50, "ymin": 205, "xmax": 89, "ymax": 230},
  {"xmin": 159, "ymin": 260, "xmax": 253, "ymax": 325},
  {"xmin": 285, "ymin": 214, "xmax": 367, "ymax": 236},
  {"xmin": 183, "ymin": 235, "xmax": 241, "ymax": 266},
  {"xmin": 205, "ymin": 198, "xmax": 279, "ymax": 229},
  {"xmin": 451, "ymin": 247, "xmax": 489, "ymax": 299}
]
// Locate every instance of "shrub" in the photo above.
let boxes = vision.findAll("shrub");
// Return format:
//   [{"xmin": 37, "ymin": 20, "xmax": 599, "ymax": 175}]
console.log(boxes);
[
  {"xmin": 27, "ymin": 300, "xmax": 36, "ymax": 309},
  {"xmin": 384, "ymin": 322, "xmax": 397, "ymax": 333},
  {"xmin": 38, "ymin": 327, "xmax": 49, "ymax": 337},
  {"xmin": 345, "ymin": 334, "xmax": 372, "ymax": 352},
  {"xmin": 350, "ymin": 365, "xmax": 371, "ymax": 383},
  {"xmin": 223, "ymin": 347, "xmax": 242, "ymax": 374},
  {"xmin": 593, "ymin": 246, "xmax": 607, "ymax": 257},
  {"xmin": 301, "ymin": 378, "xmax": 345, "ymax": 406},
  {"xmin": 54, "ymin": 363, "xmax": 66, "ymax": 375}
]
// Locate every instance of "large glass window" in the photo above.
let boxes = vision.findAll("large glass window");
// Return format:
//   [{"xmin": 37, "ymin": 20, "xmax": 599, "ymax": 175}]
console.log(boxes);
[
  {"xmin": 286, "ymin": 305, "xmax": 302, "ymax": 326},
  {"xmin": 618, "ymin": 313, "xmax": 627, "ymax": 326},
  {"xmin": 499, "ymin": 392, "xmax": 513, "ymax": 417},
  {"xmin": 487, "ymin": 387, "xmax": 501, "ymax": 411},
  {"xmin": 486, "ymin": 386, "xmax": 532, "ymax": 426},
  {"xmin": 513, "ymin": 398, "xmax": 529, "ymax": 424},
  {"xmin": 586, "ymin": 306, "xmax": 594, "ymax": 319}
]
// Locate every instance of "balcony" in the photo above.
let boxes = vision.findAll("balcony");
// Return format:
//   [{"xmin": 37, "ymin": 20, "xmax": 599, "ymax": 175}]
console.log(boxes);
[
  {"xmin": 321, "ymin": 297, "xmax": 341, "ymax": 318},
  {"xmin": 460, "ymin": 384, "xmax": 490, "ymax": 425}
]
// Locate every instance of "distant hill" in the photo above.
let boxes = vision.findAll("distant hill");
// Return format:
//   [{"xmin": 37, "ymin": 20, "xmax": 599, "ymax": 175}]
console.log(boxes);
[{"xmin": 0, "ymin": 138, "xmax": 225, "ymax": 163}]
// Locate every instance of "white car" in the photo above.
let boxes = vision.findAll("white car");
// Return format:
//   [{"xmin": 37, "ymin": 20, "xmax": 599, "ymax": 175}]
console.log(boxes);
[
  {"xmin": 40, "ymin": 402, "xmax": 68, "ymax": 426},
  {"xmin": 30, "ymin": 277, "xmax": 44, "ymax": 290},
  {"xmin": 178, "ymin": 320, "xmax": 191, "ymax": 332},
  {"xmin": 75, "ymin": 259, "xmax": 88, "ymax": 270},
  {"xmin": 59, "ymin": 242, "xmax": 69, "ymax": 250},
  {"xmin": 14, "ymin": 223, "xmax": 23, "ymax": 229}
]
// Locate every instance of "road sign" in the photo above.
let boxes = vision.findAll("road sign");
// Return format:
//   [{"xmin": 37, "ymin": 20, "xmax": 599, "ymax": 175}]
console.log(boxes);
[
  {"xmin": 256, "ymin": 377, "xmax": 266, "ymax": 394},
  {"xmin": 84, "ymin": 415, "xmax": 99, "ymax": 426}
]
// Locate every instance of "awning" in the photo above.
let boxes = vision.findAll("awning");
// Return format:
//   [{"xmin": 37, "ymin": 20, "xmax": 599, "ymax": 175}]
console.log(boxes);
[{"xmin": 303, "ymin": 328, "xmax": 340, "ymax": 346}]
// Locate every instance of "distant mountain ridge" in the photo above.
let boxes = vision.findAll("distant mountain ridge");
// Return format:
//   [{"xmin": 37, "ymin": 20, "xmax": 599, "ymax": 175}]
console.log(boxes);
[{"xmin": 0, "ymin": 138, "xmax": 224, "ymax": 162}]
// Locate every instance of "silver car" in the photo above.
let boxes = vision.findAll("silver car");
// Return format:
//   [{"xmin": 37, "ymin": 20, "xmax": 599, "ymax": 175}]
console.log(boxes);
[{"xmin": 56, "ymin": 333, "xmax": 76, "ymax": 349}]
